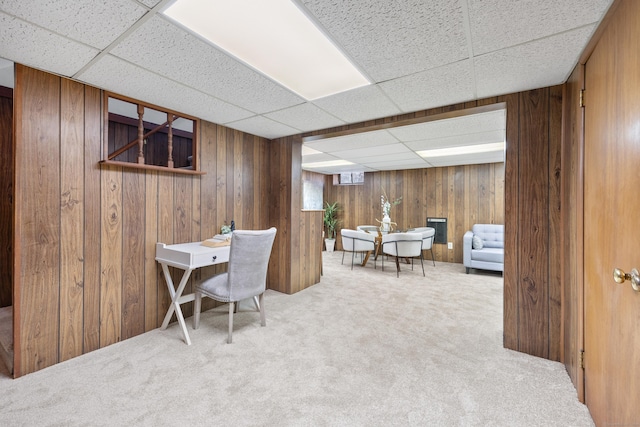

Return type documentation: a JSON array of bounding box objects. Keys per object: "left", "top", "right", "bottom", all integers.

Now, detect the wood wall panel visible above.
[
  {"left": 267, "top": 137, "right": 293, "bottom": 294},
  {"left": 548, "top": 85, "right": 563, "bottom": 362},
  {"left": 324, "top": 163, "right": 504, "bottom": 261},
  {"left": 197, "top": 121, "right": 219, "bottom": 313},
  {"left": 174, "top": 175, "right": 193, "bottom": 318},
  {"left": 144, "top": 170, "right": 159, "bottom": 332},
  {"left": 83, "top": 85, "right": 102, "bottom": 353},
  {"left": 503, "top": 93, "right": 520, "bottom": 352},
  {"left": 0, "top": 91, "right": 13, "bottom": 309},
  {"left": 156, "top": 172, "right": 174, "bottom": 326},
  {"left": 517, "top": 88, "right": 550, "bottom": 358},
  {"left": 59, "top": 78, "right": 85, "bottom": 361},
  {"left": 100, "top": 165, "right": 123, "bottom": 347},
  {"left": 122, "top": 170, "right": 145, "bottom": 340},
  {"left": 15, "top": 65, "right": 61, "bottom": 373},
  {"left": 298, "top": 210, "right": 323, "bottom": 289}
]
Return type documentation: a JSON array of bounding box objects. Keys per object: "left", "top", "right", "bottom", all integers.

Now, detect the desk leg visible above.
[{"left": 160, "top": 263, "right": 194, "bottom": 345}]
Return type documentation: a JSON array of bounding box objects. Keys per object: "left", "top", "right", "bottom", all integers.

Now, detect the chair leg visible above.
[
  {"left": 227, "top": 302, "right": 235, "bottom": 344},
  {"left": 193, "top": 291, "right": 202, "bottom": 329},
  {"left": 341, "top": 250, "right": 345, "bottom": 265},
  {"left": 259, "top": 293, "right": 266, "bottom": 327},
  {"left": 351, "top": 251, "right": 355, "bottom": 270},
  {"left": 253, "top": 295, "right": 260, "bottom": 311},
  {"left": 395, "top": 256, "right": 400, "bottom": 277},
  {"left": 420, "top": 253, "right": 425, "bottom": 277},
  {"left": 430, "top": 248, "right": 435, "bottom": 266}
]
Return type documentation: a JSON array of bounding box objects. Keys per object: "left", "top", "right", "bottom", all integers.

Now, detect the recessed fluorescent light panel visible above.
[
  {"left": 417, "top": 142, "right": 505, "bottom": 158},
  {"left": 163, "top": 0, "right": 370, "bottom": 100},
  {"left": 301, "top": 160, "right": 354, "bottom": 168}
]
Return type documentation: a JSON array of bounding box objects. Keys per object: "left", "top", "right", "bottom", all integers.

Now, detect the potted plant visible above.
[{"left": 323, "top": 201, "right": 340, "bottom": 252}]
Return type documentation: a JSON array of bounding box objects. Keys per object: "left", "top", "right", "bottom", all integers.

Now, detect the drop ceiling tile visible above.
[
  {"left": 426, "top": 152, "right": 504, "bottom": 167},
  {"left": 137, "top": 0, "right": 163, "bottom": 8},
  {"left": 469, "top": 0, "right": 613, "bottom": 55},
  {"left": 475, "top": 26, "right": 596, "bottom": 98},
  {"left": 405, "top": 130, "right": 505, "bottom": 151},
  {"left": 110, "top": 15, "right": 304, "bottom": 114},
  {"left": 0, "top": 0, "right": 147, "bottom": 49},
  {"left": 76, "top": 54, "right": 253, "bottom": 125},
  {"left": 379, "top": 61, "right": 475, "bottom": 113},
  {"left": 265, "top": 103, "right": 345, "bottom": 132},
  {"left": 305, "top": 130, "right": 397, "bottom": 153},
  {"left": 312, "top": 85, "right": 401, "bottom": 124},
  {"left": 300, "top": 0, "right": 468, "bottom": 82},
  {"left": 364, "top": 159, "right": 430, "bottom": 171},
  {"left": 388, "top": 110, "right": 505, "bottom": 141},
  {"left": 301, "top": 153, "right": 339, "bottom": 164},
  {"left": 0, "top": 13, "right": 99, "bottom": 77},
  {"left": 354, "top": 152, "right": 422, "bottom": 164},
  {"left": 334, "top": 143, "right": 412, "bottom": 161},
  {"left": 226, "top": 115, "right": 300, "bottom": 140}
]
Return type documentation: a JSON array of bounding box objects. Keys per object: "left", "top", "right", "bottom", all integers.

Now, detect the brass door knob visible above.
[{"left": 613, "top": 267, "right": 640, "bottom": 292}]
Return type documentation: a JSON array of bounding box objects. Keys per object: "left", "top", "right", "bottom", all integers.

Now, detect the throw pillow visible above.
[{"left": 472, "top": 235, "right": 484, "bottom": 250}]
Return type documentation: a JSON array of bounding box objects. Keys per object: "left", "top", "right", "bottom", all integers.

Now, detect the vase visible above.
[
  {"left": 325, "top": 238, "right": 336, "bottom": 252},
  {"left": 382, "top": 214, "right": 391, "bottom": 232}
]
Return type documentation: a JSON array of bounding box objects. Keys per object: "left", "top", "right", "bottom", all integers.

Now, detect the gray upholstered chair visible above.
[
  {"left": 381, "top": 232, "right": 424, "bottom": 277},
  {"left": 410, "top": 227, "right": 436, "bottom": 267},
  {"left": 193, "top": 227, "right": 277, "bottom": 344},
  {"left": 341, "top": 229, "right": 376, "bottom": 269}
]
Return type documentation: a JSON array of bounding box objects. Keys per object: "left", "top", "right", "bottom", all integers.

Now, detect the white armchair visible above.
[
  {"left": 341, "top": 229, "right": 377, "bottom": 269},
  {"left": 381, "top": 232, "right": 424, "bottom": 277},
  {"left": 409, "top": 227, "right": 436, "bottom": 267}
]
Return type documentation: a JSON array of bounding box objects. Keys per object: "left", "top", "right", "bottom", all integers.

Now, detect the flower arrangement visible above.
[
  {"left": 380, "top": 187, "right": 402, "bottom": 217},
  {"left": 220, "top": 220, "right": 235, "bottom": 234}
]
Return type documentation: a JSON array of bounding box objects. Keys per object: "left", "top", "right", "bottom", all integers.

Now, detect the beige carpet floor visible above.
[{"left": 0, "top": 252, "right": 594, "bottom": 426}]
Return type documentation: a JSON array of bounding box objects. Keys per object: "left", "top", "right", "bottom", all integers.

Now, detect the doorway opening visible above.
[{"left": 0, "top": 56, "right": 13, "bottom": 376}]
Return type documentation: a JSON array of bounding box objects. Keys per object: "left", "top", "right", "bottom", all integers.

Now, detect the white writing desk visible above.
[{"left": 156, "top": 241, "right": 230, "bottom": 345}]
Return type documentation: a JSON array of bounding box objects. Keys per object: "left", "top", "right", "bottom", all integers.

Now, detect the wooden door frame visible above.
[
  {"left": 575, "top": 64, "right": 586, "bottom": 403},
  {"left": 569, "top": 0, "right": 622, "bottom": 403}
]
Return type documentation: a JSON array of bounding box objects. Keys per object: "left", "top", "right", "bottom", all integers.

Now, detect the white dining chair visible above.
[{"left": 381, "top": 232, "right": 424, "bottom": 277}]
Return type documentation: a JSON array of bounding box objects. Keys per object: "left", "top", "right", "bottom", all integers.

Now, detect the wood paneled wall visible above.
[
  {"left": 305, "top": 88, "right": 563, "bottom": 361},
  {"left": 0, "top": 89, "right": 12, "bottom": 308},
  {"left": 298, "top": 210, "right": 323, "bottom": 290},
  {"left": 267, "top": 136, "right": 323, "bottom": 294},
  {"left": 323, "top": 164, "right": 504, "bottom": 262},
  {"left": 505, "top": 87, "right": 563, "bottom": 361},
  {"left": 12, "top": 65, "right": 271, "bottom": 377}
]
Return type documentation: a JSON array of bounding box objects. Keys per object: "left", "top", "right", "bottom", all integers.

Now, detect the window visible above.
[{"left": 102, "top": 93, "right": 203, "bottom": 174}]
